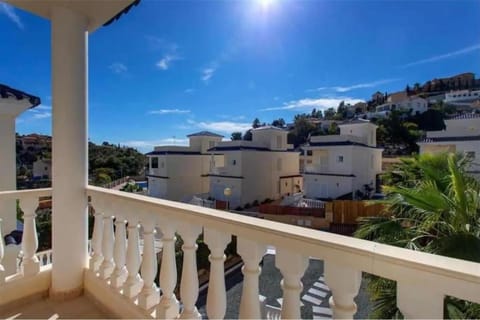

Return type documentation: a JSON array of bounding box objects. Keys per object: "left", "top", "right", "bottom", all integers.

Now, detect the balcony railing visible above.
[{"left": 2, "top": 186, "right": 480, "bottom": 318}]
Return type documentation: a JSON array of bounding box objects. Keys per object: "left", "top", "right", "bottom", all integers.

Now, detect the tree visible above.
[
  {"left": 231, "top": 132, "right": 242, "bottom": 140},
  {"left": 356, "top": 153, "right": 480, "bottom": 318},
  {"left": 243, "top": 129, "right": 253, "bottom": 141},
  {"left": 252, "top": 118, "right": 261, "bottom": 129},
  {"left": 289, "top": 114, "right": 318, "bottom": 146},
  {"left": 271, "top": 118, "right": 286, "bottom": 128},
  {"left": 324, "top": 108, "right": 335, "bottom": 120},
  {"left": 327, "top": 122, "right": 339, "bottom": 135}
]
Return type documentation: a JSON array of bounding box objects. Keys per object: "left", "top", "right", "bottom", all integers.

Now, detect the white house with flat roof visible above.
[
  {"left": 33, "top": 158, "right": 52, "bottom": 180},
  {"left": 418, "top": 113, "right": 480, "bottom": 177},
  {"left": 303, "top": 119, "right": 383, "bottom": 199},
  {"left": 207, "top": 126, "right": 301, "bottom": 208},
  {"left": 146, "top": 131, "right": 224, "bottom": 201}
]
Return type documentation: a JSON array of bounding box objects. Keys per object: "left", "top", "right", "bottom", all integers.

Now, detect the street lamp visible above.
[{"left": 223, "top": 187, "right": 232, "bottom": 211}]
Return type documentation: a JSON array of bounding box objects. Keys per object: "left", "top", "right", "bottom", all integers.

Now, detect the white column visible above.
[
  {"left": 123, "top": 219, "right": 143, "bottom": 299},
  {"left": 178, "top": 223, "right": 202, "bottom": 320},
  {"left": 99, "top": 215, "right": 115, "bottom": 279},
  {"left": 0, "top": 117, "right": 16, "bottom": 236},
  {"left": 204, "top": 228, "right": 231, "bottom": 320},
  {"left": 276, "top": 249, "right": 308, "bottom": 320},
  {"left": 138, "top": 222, "right": 159, "bottom": 309},
  {"left": 20, "top": 197, "right": 40, "bottom": 276},
  {"left": 51, "top": 5, "right": 89, "bottom": 296},
  {"left": 324, "top": 262, "right": 361, "bottom": 319},
  {"left": 238, "top": 238, "right": 266, "bottom": 319},
  {"left": 397, "top": 283, "right": 444, "bottom": 319},
  {"left": 157, "top": 223, "right": 179, "bottom": 319},
  {"left": 89, "top": 210, "right": 104, "bottom": 272},
  {"left": 111, "top": 217, "right": 127, "bottom": 288}
]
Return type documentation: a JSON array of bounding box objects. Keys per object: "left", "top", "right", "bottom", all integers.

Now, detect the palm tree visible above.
[{"left": 356, "top": 153, "right": 480, "bottom": 318}]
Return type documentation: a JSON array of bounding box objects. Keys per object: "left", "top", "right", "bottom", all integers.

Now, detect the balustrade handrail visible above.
[
  {"left": 86, "top": 185, "right": 480, "bottom": 306},
  {"left": 0, "top": 188, "right": 52, "bottom": 201}
]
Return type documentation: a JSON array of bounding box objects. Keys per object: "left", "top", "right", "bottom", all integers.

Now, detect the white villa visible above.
[
  {"left": 370, "top": 96, "right": 428, "bottom": 118},
  {"left": 33, "top": 158, "right": 52, "bottom": 180},
  {"left": 303, "top": 119, "right": 383, "bottom": 199},
  {"left": 146, "top": 131, "right": 224, "bottom": 202},
  {"left": 418, "top": 113, "right": 480, "bottom": 177},
  {"left": 1, "top": 1, "right": 480, "bottom": 319},
  {"left": 207, "top": 126, "right": 302, "bottom": 208}
]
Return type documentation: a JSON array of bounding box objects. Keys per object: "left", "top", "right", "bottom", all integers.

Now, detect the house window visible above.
[
  {"left": 307, "top": 159, "right": 312, "bottom": 164},
  {"left": 466, "top": 151, "right": 476, "bottom": 159},
  {"left": 307, "top": 150, "right": 313, "bottom": 156},
  {"left": 232, "top": 159, "right": 236, "bottom": 165},
  {"left": 277, "top": 158, "right": 282, "bottom": 171},
  {"left": 151, "top": 157, "right": 158, "bottom": 168},
  {"left": 337, "top": 155, "right": 344, "bottom": 163}
]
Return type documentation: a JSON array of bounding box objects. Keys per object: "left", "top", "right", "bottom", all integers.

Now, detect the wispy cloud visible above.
[
  {"left": 144, "top": 35, "right": 179, "bottom": 52},
  {"left": 262, "top": 97, "right": 364, "bottom": 111},
  {"left": 148, "top": 109, "right": 191, "bottom": 115},
  {"left": 184, "top": 88, "right": 195, "bottom": 94},
  {"left": 187, "top": 119, "right": 251, "bottom": 133},
  {"left": 121, "top": 138, "right": 189, "bottom": 151},
  {"left": 218, "top": 115, "right": 246, "bottom": 121},
  {"left": 402, "top": 43, "right": 480, "bottom": 68},
  {"left": 0, "top": 3, "right": 23, "bottom": 29},
  {"left": 29, "top": 104, "right": 51, "bottom": 119},
  {"left": 309, "top": 79, "right": 400, "bottom": 93},
  {"left": 201, "top": 64, "right": 218, "bottom": 83},
  {"left": 156, "top": 54, "right": 180, "bottom": 70},
  {"left": 109, "top": 62, "right": 128, "bottom": 74}
]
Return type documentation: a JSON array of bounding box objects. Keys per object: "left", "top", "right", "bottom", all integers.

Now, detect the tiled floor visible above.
[{"left": 1, "top": 296, "right": 107, "bottom": 319}]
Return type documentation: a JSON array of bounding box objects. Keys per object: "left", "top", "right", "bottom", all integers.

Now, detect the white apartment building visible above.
[
  {"left": 303, "top": 119, "right": 383, "bottom": 199},
  {"left": 418, "top": 113, "right": 480, "bottom": 177},
  {"left": 33, "top": 158, "right": 52, "bottom": 179},
  {"left": 372, "top": 97, "right": 428, "bottom": 118},
  {"left": 445, "top": 89, "right": 480, "bottom": 104},
  {"left": 208, "top": 126, "right": 301, "bottom": 208},
  {"left": 146, "top": 131, "right": 224, "bottom": 201}
]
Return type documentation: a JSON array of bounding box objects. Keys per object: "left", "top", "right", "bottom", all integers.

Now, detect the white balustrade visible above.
[
  {"left": 325, "top": 262, "right": 361, "bottom": 319},
  {"left": 204, "top": 228, "right": 231, "bottom": 320},
  {"left": 99, "top": 215, "right": 115, "bottom": 279},
  {"left": 83, "top": 186, "right": 480, "bottom": 320},
  {"left": 20, "top": 196, "right": 40, "bottom": 277},
  {"left": 111, "top": 217, "right": 127, "bottom": 288},
  {"left": 238, "top": 238, "right": 266, "bottom": 319},
  {"left": 138, "top": 221, "right": 160, "bottom": 309},
  {"left": 178, "top": 223, "right": 202, "bottom": 320},
  {"left": 157, "top": 221, "right": 179, "bottom": 319},
  {"left": 276, "top": 249, "right": 308, "bottom": 320},
  {"left": 35, "top": 249, "right": 53, "bottom": 267},
  {"left": 89, "top": 209, "right": 104, "bottom": 272},
  {"left": 122, "top": 217, "right": 143, "bottom": 299}
]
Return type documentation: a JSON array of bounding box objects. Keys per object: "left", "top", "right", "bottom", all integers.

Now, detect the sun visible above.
[{"left": 259, "top": 0, "right": 276, "bottom": 10}]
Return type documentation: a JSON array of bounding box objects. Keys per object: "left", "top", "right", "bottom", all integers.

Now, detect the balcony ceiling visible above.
[{"left": 5, "top": 0, "right": 138, "bottom": 32}]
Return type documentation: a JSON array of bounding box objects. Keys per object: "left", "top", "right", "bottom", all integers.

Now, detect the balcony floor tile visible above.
[{"left": 1, "top": 295, "right": 107, "bottom": 319}]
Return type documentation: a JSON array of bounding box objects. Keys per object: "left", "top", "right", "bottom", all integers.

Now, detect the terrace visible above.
[{"left": 1, "top": 1, "right": 480, "bottom": 319}]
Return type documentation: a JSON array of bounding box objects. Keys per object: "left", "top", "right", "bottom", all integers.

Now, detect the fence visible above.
[
  {"left": 258, "top": 203, "right": 325, "bottom": 218},
  {"left": 326, "top": 200, "right": 385, "bottom": 224}
]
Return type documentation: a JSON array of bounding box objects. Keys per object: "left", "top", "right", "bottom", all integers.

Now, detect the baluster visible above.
[
  {"left": 123, "top": 218, "right": 143, "bottom": 298},
  {"left": 111, "top": 217, "right": 127, "bottom": 288},
  {"left": 0, "top": 218, "right": 5, "bottom": 284},
  {"left": 238, "top": 238, "right": 266, "bottom": 319},
  {"left": 204, "top": 228, "right": 231, "bottom": 320},
  {"left": 89, "top": 210, "right": 104, "bottom": 272},
  {"left": 99, "top": 215, "right": 114, "bottom": 279},
  {"left": 178, "top": 223, "right": 202, "bottom": 320},
  {"left": 157, "top": 222, "right": 179, "bottom": 319},
  {"left": 20, "top": 196, "right": 40, "bottom": 276},
  {"left": 138, "top": 222, "right": 160, "bottom": 310},
  {"left": 397, "top": 282, "right": 443, "bottom": 319},
  {"left": 276, "top": 248, "right": 308, "bottom": 320},
  {"left": 324, "top": 262, "right": 361, "bottom": 319}
]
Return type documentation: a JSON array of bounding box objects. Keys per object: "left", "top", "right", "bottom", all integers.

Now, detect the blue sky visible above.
[{"left": 1, "top": 0, "right": 480, "bottom": 152}]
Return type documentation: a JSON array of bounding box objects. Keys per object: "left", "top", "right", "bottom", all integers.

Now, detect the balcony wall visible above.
[{"left": 1, "top": 186, "right": 480, "bottom": 319}]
